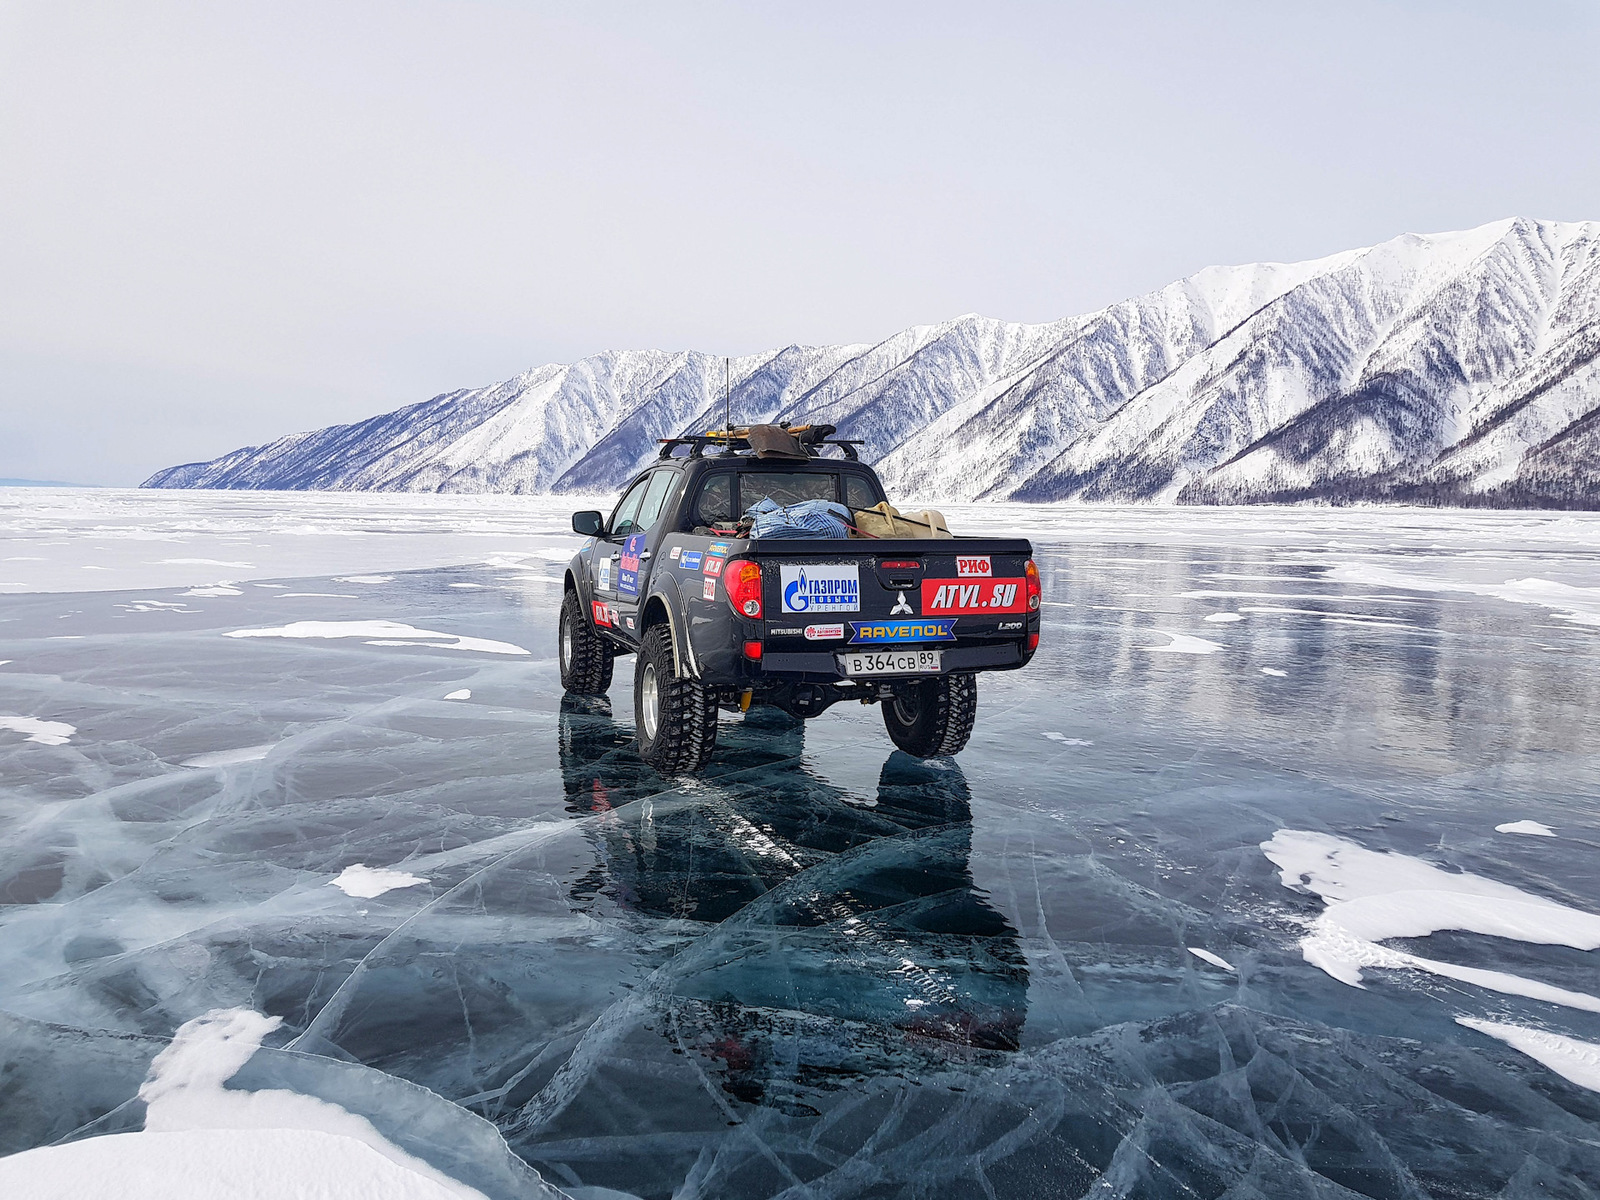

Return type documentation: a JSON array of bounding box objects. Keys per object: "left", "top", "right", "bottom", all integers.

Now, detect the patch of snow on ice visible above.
[
  {"left": 336, "top": 575, "right": 393, "bottom": 584},
  {"left": 0, "top": 1128, "right": 483, "bottom": 1200},
  {"left": 444, "top": 690, "right": 471, "bottom": 701},
  {"left": 182, "top": 744, "right": 275, "bottom": 768},
  {"left": 0, "top": 714, "right": 76, "bottom": 745},
  {"left": 331, "top": 864, "right": 430, "bottom": 898},
  {"left": 160, "top": 558, "right": 256, "bottom": 568},
  {"left": 1188, "top": 947, "right": 1235, "bottom": 971},
  {"left": 1262, "top": 830, "right": 1600, "bottom": 1012},
  {"left": 1326, "top": 565, "right": 1600, "bottom": 627},
  {"left": 0, "top": 1008, "right": 488, "bottom": 1200},
  {"left": 1496, "top": 820, "right": 1556, "bottom": 837},
  {"left": 1456, "top": 1018, "right": 1600, "bottom": 1094},
  {"left": 1261, "top": 667, "right": 1288, "bottom": 677},
  {"left": 224, "top": 621, "right": 528, "bottom": 655},
  {"left": 183, "top": 585, "right": 243, "bottom": 596},
  {"left": 1043, "top": 732, "right": 1092, "bottom": 745},
  {"left": 1204, "top": 612, "right": 1243, "bottom": 623},
  {"left": 1143, "top": 630, "right": 1224, "bottom": 654}
]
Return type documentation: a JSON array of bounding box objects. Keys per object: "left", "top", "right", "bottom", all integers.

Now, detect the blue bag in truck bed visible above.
[{"left": 746, "top": 497, "right": 852, "bottom": 540}]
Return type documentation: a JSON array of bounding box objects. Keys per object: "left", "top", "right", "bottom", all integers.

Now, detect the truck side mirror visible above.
[{"left": 571, "top": 510, "right": 605, "bottom": 536}]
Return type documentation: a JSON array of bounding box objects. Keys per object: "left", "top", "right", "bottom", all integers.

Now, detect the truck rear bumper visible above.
[{"left": 761, "top": 641, "right": 1023, "bottom": 678}]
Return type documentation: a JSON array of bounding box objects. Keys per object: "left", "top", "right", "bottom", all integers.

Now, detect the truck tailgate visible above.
[{"left": 750, "top": 538, "right": 1036, "bottom": 676}]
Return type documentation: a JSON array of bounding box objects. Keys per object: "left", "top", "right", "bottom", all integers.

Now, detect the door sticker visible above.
[
  {"left": 922, "top": 578, "right": 1027, "bottom": 615},
  {"left": 779, "top": 564, "right": 860, "bottom": 613},
  {"left": 680, "top": 550, "right": 703, "bottom": 571},
  {"left": 618, "top": 533, "right": 647, "bottom": 597},
  {"left": 597, "top": 558, "right": 611, "bottom": 591},
  {"left": 669, "top": 545, "right": 682, "bottom": 560},
  {"left": 591, "top": 601, "right": 612, "bottom": 627}
]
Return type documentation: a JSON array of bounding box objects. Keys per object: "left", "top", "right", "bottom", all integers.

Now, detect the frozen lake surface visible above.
[{"left": 3, "top": 488, "right": 1600, "bottom": 1198}]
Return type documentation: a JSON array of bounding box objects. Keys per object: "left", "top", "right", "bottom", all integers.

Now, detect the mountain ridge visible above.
[{"left": 145, "top": 218, "right": 1600, "bottom": 508}]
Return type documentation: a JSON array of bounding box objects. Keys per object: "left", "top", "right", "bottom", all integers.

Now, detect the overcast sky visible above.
[{"left": 3, "top": 1, "right": 1598, "bottom": 485}]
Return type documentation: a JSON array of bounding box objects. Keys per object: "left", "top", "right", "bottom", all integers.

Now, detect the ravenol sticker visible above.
[
  {"left": 702, "top": 577, "right": 717, "bottom": 601},
  {"left": 804, "top": 623, "right": 845, "bottom": 640},
  {"left": 955, "top": 555, "right": 992, "bottom": 578},
  {"left": 703, "top": 556, "right": 724, "bottom": 578},
  {"left": 597, "top": 558, "right": 612, "bottom": 591},
  {"left": 669, "top": 545, "right": 682, "bottom": 561},
  {"left": 779, "top": 564, "right": 860, "bottom": 614},
  {"left": 679, "top": 550, "right": 703, "bottom": 571},
  {"left": 922, "top": 578, "right": 1027, "bottom": 615},
  {"left": 618, "top": 532, "right": 647, "bottom": 597},
  {"left": 848, "top": 619, "right": 957, "bottom": 644}
]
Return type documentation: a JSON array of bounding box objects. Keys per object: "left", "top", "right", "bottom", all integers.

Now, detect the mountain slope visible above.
[{"left": 145, "top": 218, "right": 1600, "bottom": 508}]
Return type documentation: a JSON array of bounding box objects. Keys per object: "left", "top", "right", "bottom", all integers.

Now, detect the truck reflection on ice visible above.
[{"left": 555, "top": 698, "right": 1028, "bottom": 1108}]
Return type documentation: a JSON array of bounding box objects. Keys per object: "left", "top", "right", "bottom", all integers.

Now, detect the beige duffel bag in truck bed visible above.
[{"left": 851, "top": 501, "right": 953, "bottom": 539}]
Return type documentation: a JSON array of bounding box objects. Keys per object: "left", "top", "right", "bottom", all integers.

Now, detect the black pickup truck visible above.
[{"left": 559, "top": 427, "right": 1039, "bottom": 771}]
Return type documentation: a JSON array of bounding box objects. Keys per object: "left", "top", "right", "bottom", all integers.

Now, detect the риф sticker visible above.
[{"left": 779, "top": 564, "right": 860, "bottom": 614}]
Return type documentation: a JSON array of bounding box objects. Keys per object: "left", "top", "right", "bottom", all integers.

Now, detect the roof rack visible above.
[{"left": 657, "top": 423, "right": 864, "bottom": 461}]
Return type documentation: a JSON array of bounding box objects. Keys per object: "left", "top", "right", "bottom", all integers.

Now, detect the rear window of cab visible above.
[{"left": 690, "top": 471, "right": 882, "bottom": 527}]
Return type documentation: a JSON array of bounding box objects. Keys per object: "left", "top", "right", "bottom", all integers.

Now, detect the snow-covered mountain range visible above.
[{"left": 145, "top": 218, "right": 1600, "bottom": 507}]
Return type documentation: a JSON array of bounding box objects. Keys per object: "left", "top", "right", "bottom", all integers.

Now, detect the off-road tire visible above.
[
  {"left": 882, "top": 673, "right": 977, "bottom": 758},
  {"left": 634, "top": 625, "right": 718, "bottom": 772},
  {"left": 559, "top": 590, "right": 614, "bottom": 695}
]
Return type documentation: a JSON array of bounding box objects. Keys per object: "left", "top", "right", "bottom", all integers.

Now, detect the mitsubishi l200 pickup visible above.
[{"left": 560, "top": 425, "right": 1040, "bottom": 772}]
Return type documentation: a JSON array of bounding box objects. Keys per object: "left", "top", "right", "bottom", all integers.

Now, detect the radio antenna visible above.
[{"left": 718, "top": 356, "right": 733, "bottom": 455}]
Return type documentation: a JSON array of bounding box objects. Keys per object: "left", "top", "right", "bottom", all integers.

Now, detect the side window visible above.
[
  {"left": 634, "top": 469, "right": 678, "bottom": 534},
  {"left": 609, "top": 475, "right": 653, "bottom": 539},
  {"left": 693, "top": 474, "right": 733, "bottom": 527},
  {"left": 843, "top": 474, "right": 879, "bottom": 511}
]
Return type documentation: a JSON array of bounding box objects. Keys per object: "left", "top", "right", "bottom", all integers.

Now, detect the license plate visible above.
[{"left": 837, "top": 648, "right": 943, "bottom": 676}]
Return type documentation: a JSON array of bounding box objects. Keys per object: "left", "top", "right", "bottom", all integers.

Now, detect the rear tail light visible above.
[
  {"left": 1024, "top": 559, "right": 1041, "bottom": 612},
  {"left": 726, "top": 559, "right": 763, "bottom": 619},
  {"left": 1027, "top": 632, "right": 1040, "bottom": 653},
  {"left": 742, "top": 640, "right": 763, "bottom": 660}
]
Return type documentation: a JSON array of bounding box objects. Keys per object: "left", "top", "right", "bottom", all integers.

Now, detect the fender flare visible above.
[
  {"left": 640, "top": 581, "right": 698, "bottom": 680},
  {"left": 564, "top": 560, "right": 593, "bottom": 614}
]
